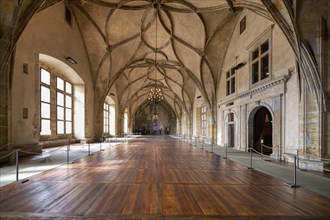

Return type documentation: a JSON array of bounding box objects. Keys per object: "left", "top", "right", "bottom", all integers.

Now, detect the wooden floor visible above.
[{"left": 0, "top": 136, "right": 329, "bottom": 219}]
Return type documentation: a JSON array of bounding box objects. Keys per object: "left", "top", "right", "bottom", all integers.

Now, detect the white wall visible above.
[
  {"left": 12, "top": 2, "right": 93, "bottom": 145},
  {"left": 217, "top": 9, "right": 298, "bottom": 150}
]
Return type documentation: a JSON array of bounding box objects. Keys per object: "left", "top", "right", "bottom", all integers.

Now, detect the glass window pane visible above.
[
  {"left": 57, "top": 121, "right": 64, "bottom": 134},
  {"left": 252, "top": 62, "right": 259, "bottom": 84},
  {"left": 57, "top": 77, "right": 64, "bottom": 91},
  {"left": 252, "top": 49, "right": 259, "bottom": 60},
  {"left": 231, "top": 78, "right": 235, "bottom": 94},
  {"left": 41, "top": 103, "right": 50, "bottom": 118},
  {"left": 226, "top": 71, "right": 230, "bottom": 79},
  {"left": 66, "top": 108, "right": 72, "bottom": 121},
  {"left": 40, "top": 68, "right": 50, "bottom": 85},
  {"left": 41, "top": 86, "right": 50, "bottom": 102},
  {"left": 57, "top": 92, "right": 64, "bottom": 106},
  {"left": 261, "top": 40, "right": 269, "bottom": 53},
  {"left": 226, "top": 80, "right": 230, "bottom": 96},
  {"left": 65, "top": 82, "right": 72, "bottom": 94},
  {"left": 66, "top": 121, "right": 72, "bottom": 134},
  {"left": 57, "top": 106, "right": 64, "bottom": 120},
  {"left": 65, "top": 95, "right": 72, "bottom": 108},
  {"left": 41, "top": 119, "right": 51, "bottom": 135},
  {"left": 261, "top": 54, "right": 269, "bottom": 80}
]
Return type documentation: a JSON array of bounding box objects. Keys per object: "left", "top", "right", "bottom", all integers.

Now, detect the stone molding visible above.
[{"left": 218, "top": 75, "right": 291, "bottom": 107}]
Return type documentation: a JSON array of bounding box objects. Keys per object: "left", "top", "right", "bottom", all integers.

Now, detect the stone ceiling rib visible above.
[{"left": 69, "top": 0, "right": 271, "bottom": 116}]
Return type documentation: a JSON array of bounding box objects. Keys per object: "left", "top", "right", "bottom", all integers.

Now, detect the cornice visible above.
[{"left": 218, "top": 75, "right": 291, "bottom": 106}]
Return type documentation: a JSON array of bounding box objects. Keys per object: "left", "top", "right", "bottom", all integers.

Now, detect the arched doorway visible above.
[{"left": 249, "top": 106, "right": 273, "bottom": 155}]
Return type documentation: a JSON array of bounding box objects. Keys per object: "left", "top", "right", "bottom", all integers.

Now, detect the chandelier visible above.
[
  {"left": 147, "top": 86, "right": 163, "bottom": 102},
  {"left": 147, "top": 5, "right": 163, "bottom": 121}
]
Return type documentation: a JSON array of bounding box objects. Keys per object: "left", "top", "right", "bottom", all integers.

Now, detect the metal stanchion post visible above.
[
  {"left": 286, "top": 155, "right": 300, "bottom": 188},
  {"left": 223, "top": 143, "right": 228, "bottom": 159},
  {"left": 248, "top": 148, "right": 253, "bottom": 169},
  {"left": 261, "top": 144, "right": 264, "bottom": 160},
  {"left": 16, "top": 150, "right": 19, "bottom": 181},
  {"left": 88, "top": 141, "right": 94, "bottom": 156},
  {"left": 211, "top": 141, "right": 213, "bottom": 153},
  {"left": 297, "top": 149, "right": 300, "bottom": 170},
  {"left": 202, "top": 139, "right": 204, "bottom": 149},
  {"left": 67, "top": 144, "right": 70, "bottom": 164},
  {"left": 100, "top": 138, "right": 104, "bottom": 151}
]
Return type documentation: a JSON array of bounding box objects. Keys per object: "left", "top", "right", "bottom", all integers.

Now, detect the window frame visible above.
[
  {"left": 246, "top": 26, "right": 273, "bottom": 88},
  {"left": 251, "top": 39, "right": 270, "bottom": 85},
  {"left": 103, "top": 103, "right": 110, "bottom": 134},
  {"left": 226, "top": 68, "right": 236, "bottom": 96},
  {"left": 239, "top": 16, "right": 246, "bottom": 35},
  {"left": 56, "top": 76, "right": 73, "bottom": 135},
  {"left": 40, "top": 68, "right": 51, "bottom": 136}
]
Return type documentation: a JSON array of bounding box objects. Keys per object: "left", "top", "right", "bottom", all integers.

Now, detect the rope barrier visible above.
[
  {"left": 0, "top": 143, "right": 12, "bottom": 150},
  {"left": 43, "top": 145, "right": 66, "bottom": 154},
  {"left": 19, "top": 149, "right": 42, "bottom": 155},
  {"left": 0, "top": 150, "right": 16, "bottom": 160}
]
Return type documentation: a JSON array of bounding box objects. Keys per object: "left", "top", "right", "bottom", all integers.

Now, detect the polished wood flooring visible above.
[{"left": 0, "top": 136, "right": 329, "bottom": 219}]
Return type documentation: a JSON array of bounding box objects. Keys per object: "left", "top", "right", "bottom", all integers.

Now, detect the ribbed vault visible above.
[{"left": 68, "top": 0, "right": 269, "bottom": 119}]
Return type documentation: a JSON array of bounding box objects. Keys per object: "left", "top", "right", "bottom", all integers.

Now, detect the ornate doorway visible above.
[{"left": 249, "top": 107, "right": 273, "bottom": 155}]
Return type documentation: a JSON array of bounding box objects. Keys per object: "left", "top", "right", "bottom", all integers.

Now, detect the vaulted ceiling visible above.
[{"left": 63, "top": 0, "right": 269, "bottom": 118}]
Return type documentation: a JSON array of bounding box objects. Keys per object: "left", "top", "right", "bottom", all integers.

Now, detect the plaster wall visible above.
[
  {"left": 217, "top": 9, "right": 298, "bottom": 151},
  {"left": 12, "top": 2, "right": 93, "bottom": 145}
]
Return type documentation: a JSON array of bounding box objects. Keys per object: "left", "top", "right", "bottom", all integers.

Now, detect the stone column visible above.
[
  {"left": 0, "top": 56, "right": 10, "bottom": 146},
  {"left": 272, "top": 95, "right": 283, "bottom": 158},
  {"left": 207, "top": 106, "right": 216, "bottom": 143},
  {"left": 240, "top": 104, "right": 247, "bottom": 151}
]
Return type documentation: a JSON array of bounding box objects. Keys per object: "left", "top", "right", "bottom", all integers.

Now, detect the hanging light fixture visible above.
[
  {"left": 147, "top": 86, "right": 163, "bottom": 102},
  {"left": 147, "top": 7, "right": 163, "bottom": 122},
  {"left": 147, "top": 8, "right": 163, "bottom": 103}
]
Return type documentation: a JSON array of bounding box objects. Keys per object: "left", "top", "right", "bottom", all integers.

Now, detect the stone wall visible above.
[
  {"left": 217, "top": 9, "right": 297, "bottom": 155},
  {"left": 11, "top": 2, "right": 94, "bottom": 146}
]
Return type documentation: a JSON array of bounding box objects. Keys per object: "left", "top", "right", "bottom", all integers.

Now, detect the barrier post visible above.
[
  {"left": 16, "top": 150, "right": 19, "bottom": 181},
  {"left": 67, "top": 144, "right": 70, "bottom": 164},
  {"left": 201, "top": 138, "right": 204, "bottom": 149},
  {"left": 88, "top": 141, "right": 94, "bottom": 156},
  {"left": 297, "top": 149, "right": 300, "bottom": 170},
  {"left": 223, "top": 143, "right": 228, "bottom": 159},
  {"left": 100, "top": 138, "right": 104, "bottom": 151},
  {"left": 248, "top": 148, "right": 253, "bottom": 169},
  {"left": 211, "top": 140, "right": 214, "bottom": 153},
  {"left": 287, "top": 155, "right": 300, "bottom": 188},
  {"left": 260, "top": 139, "right": 264, "bottom": 160}
]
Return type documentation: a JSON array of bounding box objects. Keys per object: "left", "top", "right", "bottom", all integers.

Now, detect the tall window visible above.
[
  {"left": 226, "top": 68, "right": 235, "bottom": 96},
  {"left": 240, "top": 16, "right": 246, "bottom": 34},
  {"left": 251, "top": 40, "right": 270, "bottom": 84},
  {"left": 40, "top": 68, "right": 51, "bottom": 135},
  {"left": 103, "top": 103, "right": 110, "bottom": 133},
  {"left": 56, "top": 77, "right": 72, "bottom": 135},
  {"left": 201, "top": 106, "right": 207, "bottom": 136}
]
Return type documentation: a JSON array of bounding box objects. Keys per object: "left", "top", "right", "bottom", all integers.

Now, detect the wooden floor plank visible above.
[{"left": 0, "top": 135, "right": 329, "bottom": 219}]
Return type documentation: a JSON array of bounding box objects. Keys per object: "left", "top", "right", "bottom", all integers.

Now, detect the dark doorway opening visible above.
[{"left": 251, "top": 107, "right": 273, "bottom": 155}]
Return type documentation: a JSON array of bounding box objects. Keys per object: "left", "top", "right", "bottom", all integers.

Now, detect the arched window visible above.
[
  {"left": 103, "top": 103, "right": 110, "bottom": 133},
  {"left": 201, "top": 106, "right": 207, "bottom": 136}
]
